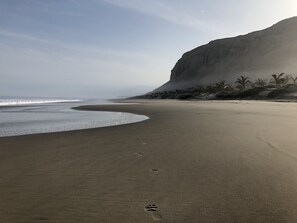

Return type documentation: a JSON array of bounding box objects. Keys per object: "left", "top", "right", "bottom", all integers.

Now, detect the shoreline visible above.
[
  {"left": 0, "top": 101, "right": 148, "bottom": 138},
  {"left": 0, "top": 100, "right": 297, "bottom": 222}
]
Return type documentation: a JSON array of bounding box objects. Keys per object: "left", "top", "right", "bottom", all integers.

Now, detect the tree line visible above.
[
  {"left": 132, "top": 73, "right": 297, "bottom": 100},
  {"left": 215, "top": 73, "right": 297, "bottom": 92}
]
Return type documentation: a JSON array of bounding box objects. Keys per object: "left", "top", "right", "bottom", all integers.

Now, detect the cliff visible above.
[{"left": 156, "top": 17, "right": 297, "bottom": 92}]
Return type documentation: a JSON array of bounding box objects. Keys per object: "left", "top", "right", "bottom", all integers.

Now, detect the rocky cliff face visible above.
[{"left": 156, "top": 17, "right": 297, "bottom": 92}]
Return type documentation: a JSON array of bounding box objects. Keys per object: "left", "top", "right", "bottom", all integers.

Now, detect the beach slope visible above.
[{"left": 0, "top": 100, "right": 297, "bottom": 222}]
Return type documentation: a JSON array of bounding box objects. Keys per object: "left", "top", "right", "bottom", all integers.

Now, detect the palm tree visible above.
[
  {"left": 235, "top": 76, "right": 251, "bottom": 91},
  {"left": 291, "top": 76, "right": 297, "bottom": 85},
  {"left": 254, "top": 78, "right": 266, "bottom": 87},
  {"left": 271, "top": 73, "right": 285, "bottom": 88},
  {"left": 283, "top": 75, "right": 291, "bottom": 85},
  {"left": 215, "top": 80, "right": 229, "bottom": 91}
]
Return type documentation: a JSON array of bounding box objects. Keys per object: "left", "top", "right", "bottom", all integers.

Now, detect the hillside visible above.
[{"left": 155, "top": 17, "right": 297, "bottom": 92}]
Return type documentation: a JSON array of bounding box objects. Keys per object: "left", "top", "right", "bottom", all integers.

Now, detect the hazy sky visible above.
[{"left": 1, "top": 0, "right": 297, "bottom": 98}]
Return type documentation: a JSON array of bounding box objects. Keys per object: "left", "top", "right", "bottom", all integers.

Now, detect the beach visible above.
[{"left": 0, "top": 100, "right": 297, "bottom": 222}]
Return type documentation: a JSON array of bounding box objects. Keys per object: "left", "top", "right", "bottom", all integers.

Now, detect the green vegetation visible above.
[
  {"left": 132, "top": 73, "right": 297, "bottom": 100},
  {"left": 235, "top": 76, "right": 251, "bottom": 91},
  {"left": 253, "top": 78, "right": 266, "bottom": 87},
  {"left": 291, "top": 76, "right": 297, "bottom": 85},
  {"left": 271, "top": 73, "right": 286, "bottom": 88}
]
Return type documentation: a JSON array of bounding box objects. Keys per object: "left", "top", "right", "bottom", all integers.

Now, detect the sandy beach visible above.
[{"left": 0, "top": 100, "right": 297, "bottom": 222}]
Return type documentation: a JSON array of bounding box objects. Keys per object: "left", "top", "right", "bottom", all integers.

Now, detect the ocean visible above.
[{"left": 0, "top": 98, "right": 148, "bottom": 137}]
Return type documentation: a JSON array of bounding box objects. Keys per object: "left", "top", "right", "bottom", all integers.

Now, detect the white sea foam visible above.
[
  {"left": 0, "top": 99, "right": 148, "bottom": 137},
  {"left": 0, "top": 99, "right": 82, "bottom": 107}
]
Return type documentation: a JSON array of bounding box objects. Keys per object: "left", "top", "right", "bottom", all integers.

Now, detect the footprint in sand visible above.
[
  {"left": 137, "top": 136, "right": 147, "bottom": 145},
  {"left": 152, "top": 213, "right": 163, "bottom": 221},
  {"left": 135, "top": 152, "right": 144, "bottom": 158},
  {"left": 145, "top": 204, "right": 157, "bottom": 212},
  {"left": 144, "top": 204, "right": 163, "bottom": 221},
  {"left": 150, "top": 168, "right": 159, "bottom": 176}
]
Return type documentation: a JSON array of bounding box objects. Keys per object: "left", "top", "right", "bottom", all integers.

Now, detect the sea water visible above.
[{"left": 0, "top": 98, "right": 148, "bottom": 137}]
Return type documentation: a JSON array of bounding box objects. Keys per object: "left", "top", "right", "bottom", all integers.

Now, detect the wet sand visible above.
[{"left": 0, "top": 100, "right": 297, "bottom": 222}]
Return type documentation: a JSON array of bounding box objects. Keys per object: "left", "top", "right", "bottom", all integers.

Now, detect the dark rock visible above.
[{"left": 155, "top": 17, "right": 297, "bottom": 92}]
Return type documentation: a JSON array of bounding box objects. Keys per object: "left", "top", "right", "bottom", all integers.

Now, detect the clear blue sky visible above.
[{"left": 0, "top": 0, "right": 297, "bottom": 98}]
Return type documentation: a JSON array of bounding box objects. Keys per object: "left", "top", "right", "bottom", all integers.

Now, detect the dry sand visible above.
[{"left": 0, "top": 100, "right": 297, "bottom": 222}]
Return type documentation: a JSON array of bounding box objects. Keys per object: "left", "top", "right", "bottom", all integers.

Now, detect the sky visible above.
[{"left": 0, "top": 0, "right": 297, "bottom": 98}]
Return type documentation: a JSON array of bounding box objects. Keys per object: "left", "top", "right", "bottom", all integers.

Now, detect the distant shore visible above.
[{"left": 0, "top": 100, "right": 297, "bottom": 222}]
